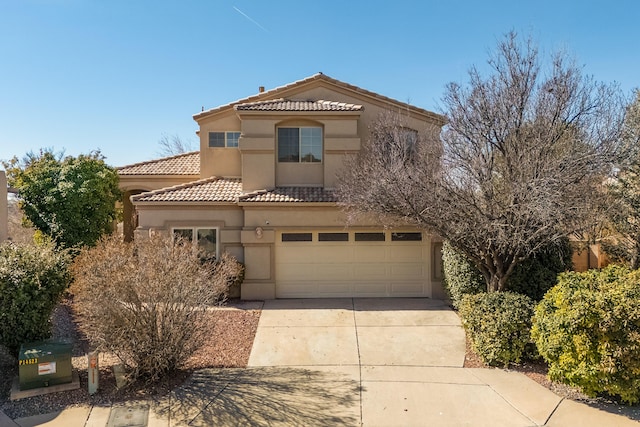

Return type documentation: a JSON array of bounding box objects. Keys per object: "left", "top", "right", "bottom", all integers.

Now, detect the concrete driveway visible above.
[{"left": 241, "top": 298, "right": 639, "bottom": 427}]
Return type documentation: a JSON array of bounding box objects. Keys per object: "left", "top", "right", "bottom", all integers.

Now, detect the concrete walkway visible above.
[{"left": 2, "top": 298, "right": 639, "bottom": 426}]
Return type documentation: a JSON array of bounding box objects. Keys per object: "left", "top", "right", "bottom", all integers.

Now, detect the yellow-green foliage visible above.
[
  {"left": 532, "top": 266, "right": 640, "bottom": 404},
  {"left": 459, "top": 292, "right": 535, "bottom": 366}
]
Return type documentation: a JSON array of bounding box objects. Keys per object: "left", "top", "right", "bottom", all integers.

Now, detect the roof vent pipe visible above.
[{"left": 259, "top": 86, "right": 265, "bottom": 93}]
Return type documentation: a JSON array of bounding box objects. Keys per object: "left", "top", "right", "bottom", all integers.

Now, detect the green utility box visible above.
[{"left": 18, "top": 340, "right": 73, "bottom": 390}]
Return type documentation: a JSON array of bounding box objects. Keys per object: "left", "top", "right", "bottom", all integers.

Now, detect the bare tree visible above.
[
  {"left": 337, "top": 32, "right": 631, "bottom": 292},
  {"left": 604, "top": 90, "right": 640, "bottom": 267},
  {"left": 157, "top": 133, "right": 195, "bottom": 157}
]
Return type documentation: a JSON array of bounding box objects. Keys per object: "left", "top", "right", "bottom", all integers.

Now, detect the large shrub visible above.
[
  {"left": 4, "top": 149, "right": 121, "bottom": 251},
  {"left": 71, "top": 234, "right": 242, "bottom": 383},
  {"left": 532, "top": 266, "right": 640, "bottom": 404},
  {"left": 506, "top": 238, "right": 573, "bottom": 301},
  {"left": 459, "top": 292, "right": 535, "bottom": 366},
  {"left": 0, "top": 242, "right": 70, "bottom": 355},
  {"left": 443, "top": 239, "right": 572, "bottom": 306},
  {"left": 442, "top": 241, "right": 484, "bottom": 309}
]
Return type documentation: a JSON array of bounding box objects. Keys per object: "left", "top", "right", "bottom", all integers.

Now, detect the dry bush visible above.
[{"left": 71, "top": 234, "right": 242, "bottom": 384}]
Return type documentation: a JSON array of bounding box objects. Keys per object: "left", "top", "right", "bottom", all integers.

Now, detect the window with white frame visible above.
[
  {"left": 208, "top": 131, "right": 240, "bottom": 148},
  {"left": 277, "top": 127, "right": 322, "bottom": 163},
  {"left": 172, "top": 227, "right": 218, "bottom": 256}
]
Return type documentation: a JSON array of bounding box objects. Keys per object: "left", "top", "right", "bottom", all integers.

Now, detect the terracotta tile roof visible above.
[
  {"left": 240, "top": 187, "right": 337, "bottom": 203},
  {"left": 235, "top": 99, "right": 363, "bottom": 112},
  {"left": 131, "top": 177, "right": 242, "bottom": 203},
  {"left": 118, "top": 152, "right": 200, "bottom": 176},
  {"left": 194, "top": 73, "right": 445, "bottom": 124}
]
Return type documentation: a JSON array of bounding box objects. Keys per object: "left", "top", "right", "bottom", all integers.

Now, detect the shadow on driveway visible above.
[{"left": 161, "top": 367, "right": 362, "bottom": 426}]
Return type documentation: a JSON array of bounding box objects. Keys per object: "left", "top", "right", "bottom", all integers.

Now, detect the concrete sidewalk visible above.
[{"left": 2, "top": 298, "right": 639, "bottom": 426}]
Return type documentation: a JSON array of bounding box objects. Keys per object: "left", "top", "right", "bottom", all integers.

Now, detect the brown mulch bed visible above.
[{"left": 0, "top": 298, "right": 262, "bottom": 419}]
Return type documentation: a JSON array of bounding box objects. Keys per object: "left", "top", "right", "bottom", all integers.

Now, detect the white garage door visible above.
[{"left": 275, "top": 230, "right": 431, "bottom": 298}]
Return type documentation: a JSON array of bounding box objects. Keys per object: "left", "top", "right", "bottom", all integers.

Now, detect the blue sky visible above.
[{"left": 1, "top": 0, "right": 638, "bottom": 167}]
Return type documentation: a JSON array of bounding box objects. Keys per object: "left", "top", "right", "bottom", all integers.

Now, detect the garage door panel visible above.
[
  {"left": 389, "top": 245, "right": 425, "bottom": 261},
  {"left": 354, "top": 264, "right": 388, "bottom": 280},
  {"left": 354, "top": 246, "right": 387, "bottom": 262},
  {"left": 276, "top": 231, "right": 430, "bottom": 298},
  {"left": 353, "top": 283, "right": 388, "bottom": 295},
  {"left": 314, "top": 246, "right": 353, "bottom": 263},
  {"left": 314, "top": 264, "right": 354, "bottom": 280},
  {"left": 391, "top": 283, "right": 426, "bottom": 294},
  {"left": 390, "top": 264, "right": 425, "bottom": 278},
  {"left": 317, "top": 282, "right": 354, "bottom": 295}
]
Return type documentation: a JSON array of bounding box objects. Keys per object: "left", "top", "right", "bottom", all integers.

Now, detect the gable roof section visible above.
[
  {"left": 239, "top": 187, "right": 337, "bottom": 203},
  {"left": 131, "top": 177, "right": 242, "bottom": 203},
  {"left": 235, "top": 99, "right": 363, "bottom": 112},
  {"left": 118, "top": 151, "right": 200, "bottom": 176},
  {"left": 194, "top": 73, "right": 444, "bottom": 124}
]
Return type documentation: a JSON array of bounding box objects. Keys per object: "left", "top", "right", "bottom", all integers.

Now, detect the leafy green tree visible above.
[
  {"left": 3, "top": 150, "right": 121, "bottom": 251},
  {"left": 605, "top": 90, "right": 640, "bottom": 268},
  {"left": 0, "top": 241, "right": 70, "bottom": 355}
]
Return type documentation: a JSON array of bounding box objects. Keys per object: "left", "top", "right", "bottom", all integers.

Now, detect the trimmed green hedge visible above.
[
  {"left": 442, "top": 241, "right": 484, "bottom": 309},
  {"left": 532, "top": 266, "right": 640, "bottom": 404},
  {"left": 0, "top": 242, "right": 70, "bottom": 355},
  {"left": 459, "top": 292, "right": 535, "bottom": 366}
]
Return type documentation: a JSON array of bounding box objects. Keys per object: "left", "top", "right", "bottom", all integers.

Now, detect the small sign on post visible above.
[{"left": 88, "top": 351, "right": 99, "bottom": 395}]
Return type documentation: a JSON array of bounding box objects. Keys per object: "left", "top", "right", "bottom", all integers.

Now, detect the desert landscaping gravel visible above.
[{"left": 0, "top": 298, "right": 261, "bottom": 419}]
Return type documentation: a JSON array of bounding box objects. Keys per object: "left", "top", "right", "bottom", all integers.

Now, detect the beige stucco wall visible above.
[
  {"left": 198, "top": 111, "right": 242, "bottom": 178},
  {"left": 194, "top": 80, "right": 442, "bottom": 194},
  {"left": 235, "top": 113, "right": 362, "bottom": 191},
  {"left": 134, "top": 204, "right": 245, "bottom": 262},
  {"left": 0, "top": 171, "right": 7, "bottom": 242}
]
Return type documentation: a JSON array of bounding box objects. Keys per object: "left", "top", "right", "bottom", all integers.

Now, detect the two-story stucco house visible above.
[{"left": 118, "top": 73, "right": 446, "bottom": 300}]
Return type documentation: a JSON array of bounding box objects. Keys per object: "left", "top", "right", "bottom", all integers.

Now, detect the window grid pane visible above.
[
  {"left": 197, "top": 228, "right": 217, "bottom": 253},
  {"left": 278, "top": 128, "right": 300, "bottom": 162},
  {"left": 226, "top": 132, "right": 240, "bottom": 148},
  {"left": 355, "top": 232, "right": 386, "bottom": 242},
  {"left": 282, "top": 233, "right": 313, "bottom": 242},
  {"left": 208, "top": 132, "right": 225, "bottom": 147},
  {"left": 318, "top": 232, "right": 349, "bottom": 242},
  {"left": 173, "top": 228, "right": 194, "bottom": 242},
  {"left": 391, "top": 232, "right": 422, "bottom": 241},
  {"left": 278, "top": 127, "right": 322, "bottom": 163}
]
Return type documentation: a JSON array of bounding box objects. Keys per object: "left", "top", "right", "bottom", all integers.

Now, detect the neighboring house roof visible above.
[
  {"left": 131, "top": 177, "right": 242, "bottom": 203},
  {"left": 235, "top": 99, "right": 363, "bottom": 112},
  {"left": 240, "top": 187, "right": 337, "bottom": 203},
  {"left": 194, "top": 73, "right": 444, "bottom": 123},
  {"left": 118, "top": 152, "right": 200, "bottom": 176}
]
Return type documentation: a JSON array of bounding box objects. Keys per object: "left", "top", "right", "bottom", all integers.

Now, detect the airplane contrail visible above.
[{"left": 233, "top": 6, "right": 269, "bottom": 32}]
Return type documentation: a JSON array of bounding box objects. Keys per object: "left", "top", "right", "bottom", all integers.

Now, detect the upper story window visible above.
[
  {"left": 278, "top": 127, "right": 322, "bottom": 163},
  {"left": 209, "top": 131, "right": 240, "bottom": 148}
]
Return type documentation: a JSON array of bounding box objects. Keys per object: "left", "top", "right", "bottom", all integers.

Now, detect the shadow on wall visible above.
[{"left": 159, "top": 367, "right": 361, "bottom": 426}]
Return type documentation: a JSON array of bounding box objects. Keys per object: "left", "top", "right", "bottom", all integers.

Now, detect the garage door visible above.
[{"left": 275, "top": 230, "right": 431, "bottom": 298}]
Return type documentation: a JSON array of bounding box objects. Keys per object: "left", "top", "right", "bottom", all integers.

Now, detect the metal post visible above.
[{"left": 88, "top": 351, "right": 99, "bottom": 394}]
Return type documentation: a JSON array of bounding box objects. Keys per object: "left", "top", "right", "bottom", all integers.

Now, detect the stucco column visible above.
[{"left": 0, "top": 171, "right": 8, "bottom": 242}]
